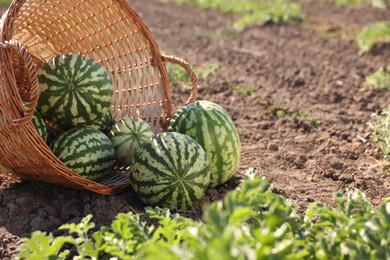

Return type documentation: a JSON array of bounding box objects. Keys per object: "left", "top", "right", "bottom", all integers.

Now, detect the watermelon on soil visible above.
[
  {"left": 168, "top": 100, "right": 241, "bottom": 188},
  {"left": 130, "top": 132, "right": 210, "bottom": 210},
  {"left": 37, "top": 54, "right": 113, "bottom": 128},
  {"left": 50, "top": 126, "right": 115, "bottom": 180},
  {"left": 109, "top": 117, "right": 154, "bottom": 165}
]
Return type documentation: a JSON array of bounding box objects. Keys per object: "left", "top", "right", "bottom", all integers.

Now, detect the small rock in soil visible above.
[
  {"left": 7, "top": 203, "right": 20, "bottom": 216},
  {"left": 330, "top": 160, "right": 344, "bottom": 170},
  {"left": 267, "top": 143, "right": 279, "bottom": 151},
  {"left": 30, "top": 217, "right": 45, "bottom": 231},
  {"left": 339, "top": 173, "right": 355, "bottom": 183},
  {"left": 37, "top": 208, "right": 48, "bottom": 219},
  {"left": 323, "top": 169, "right": 336, "bottom": 178},
  {"left": 294, "top": 154, "right": 308, "bottom": 169},
  {"left": 206, "top": 188, "right": 220, "bottom": 201},
  {"left": 15, "top": 196, "right": 32, "bottom": 208}
]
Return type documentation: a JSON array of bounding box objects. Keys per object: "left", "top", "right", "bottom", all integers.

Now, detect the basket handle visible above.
[
  {"left": 161, "top": 54, "right": 198, "bottom": 104},
  {"left": 0, "top": 39, "right": 39, "bottom": 126}
]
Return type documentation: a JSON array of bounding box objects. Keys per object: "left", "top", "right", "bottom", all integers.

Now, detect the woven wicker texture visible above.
[{"left": 0, "top": 0, "right": 198, "bottom": 195}]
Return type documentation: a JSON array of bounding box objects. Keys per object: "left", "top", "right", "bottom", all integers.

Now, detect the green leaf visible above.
[
  {"left": 18, "top": 232, "right": 72, "bottom": 260},
  {"left": 364, "top": 67, "right": 390, "bottom": 90},
  {"left": 356, "top": 22, "right": 390, "bottom": 54},
  {"left": 203, "top": 201, "right": 227, "bottom": 234},
  {"left": 227, "top": 207, "right": 254, "bottom": 225}
]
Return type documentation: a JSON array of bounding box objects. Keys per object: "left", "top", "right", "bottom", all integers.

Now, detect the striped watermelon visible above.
[
  {"left": 89, "top": 110, "right": 115, "bottom": 135},
  {"left": 130, "top": 132, "right": 210, "bottom": 210},
  {"left": 109, "top": 117, "right": 154, "bottom": 165},
  {"left": 23, "top": 102, "right": 48, "bottom": 142},
  {"left": 50, "top": 126, "right": 115, "bottom": 180},
  {"left": 168, "top": 100, "right": 241, "bottom": 188},
  {"left": 37, "top": 54, "right": 113, "bottom": 128},
  {"left": 32, "top": 110, "right": 48, "bottom": 142}
]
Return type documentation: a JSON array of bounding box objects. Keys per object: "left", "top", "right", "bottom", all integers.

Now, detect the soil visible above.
[{"left": 1, "top": 0, "right": 390, "bottom": 258}]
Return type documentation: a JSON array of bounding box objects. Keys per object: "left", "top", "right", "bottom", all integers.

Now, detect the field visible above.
[{"left": 1, "top": 0, "right": 390, "bottom": 258}]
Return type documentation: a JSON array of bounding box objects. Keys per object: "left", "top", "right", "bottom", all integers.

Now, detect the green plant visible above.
[
  {"left": 167, "top": 63, "right": 220, "bottom": 88},
  {"left": 187, "top": 27, "right": 237, "bottom": 40},
  {"left": 331, "top": 0, "right": 388, "bottom": 8},
  {"left": 18, "top": 169, "right": 390, "bottom": 259},
  {"left": 275, "top": 109, "right": 321, "bottom": 127},
  {"left": 228, "top": 83, "right": 258, "bottom": 100},
  {"left": 369, "top": 108, "right": 390, "bottom": 159},
  {"left": 304, "top": 190, "right": 390, "bottom": 259},
  {"left": 229, "top": 83, "right": 320, "bottom": 127},
  {"left": 363, "top": 66, "right": 390, "bottom": 90},
  {"left": 173, "top": 0, "right": 303, "bottom": 30},
  {"left": 356, "top": 22, "right": 390, "bottom": 54}
]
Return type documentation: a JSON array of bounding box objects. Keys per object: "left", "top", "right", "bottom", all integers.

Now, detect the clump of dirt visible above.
[{"left": 1, "top": 0, "right": 390, "bottom": 258}]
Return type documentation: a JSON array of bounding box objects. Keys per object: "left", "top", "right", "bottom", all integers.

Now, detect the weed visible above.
[
  {"left": 369, "top": 108, "right": 390, "bottom": 159},
  {"left": 331, "top": 0, "right": 388, "bottom": 8},
  {"left": 228, "top": 82, "right": 320, "bottom": 127},
  {"left": 228, "top": 82, "right": 256, "bottom": 98},
  {"left": 356, "top": 22, "right": 390, "bottom": 54},
  {"left": 364, "top": 66, "right": 390, "bottom": 90},
  {"left": 173, "top": 0, "right": 303, "bottom": 30},
  {"left": 187, "top": 27, "right": 237, "bottom": 40},
  {"left": 167, "top": 63, "right": 220, "bottom": 88},
  {"left": 274, "top": 109, "right": 321, "bottom": 127}
]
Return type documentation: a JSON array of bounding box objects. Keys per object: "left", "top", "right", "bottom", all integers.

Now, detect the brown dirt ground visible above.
[{"left": 1, "top": 0, "right": 390, "bottom": 258}]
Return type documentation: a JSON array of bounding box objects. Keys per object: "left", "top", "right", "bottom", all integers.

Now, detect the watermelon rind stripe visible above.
[
  {"left": 168, "top": 100, "right": 241, "bottom": 188},
  {"left": 130, "top": 132, "right": 210, "bottom": 210},
  {"left": 51, "top": 127, "right": 115, "bottom": 179},
  {"left": 109, "top": 117, "right": 155, "bottom": 165},
  {"left": 154, "top": 135, "right": 179, "bottom": 174},
  {"left": 202, "top": 108, "right": 227, "bottom": 185},
  {"left": 38, "top": 54, "right": 113, "bottom": 128},
  {"left": 136, "top": 147, "right": 178, "bottom": 180},
  {"left": 31, "top": 110, "right": 48, "bottom": 142}
]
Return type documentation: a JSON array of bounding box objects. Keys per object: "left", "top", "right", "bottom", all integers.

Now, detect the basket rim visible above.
[{"left": 1, "top": 0, "right": 173, "bottom": 114}]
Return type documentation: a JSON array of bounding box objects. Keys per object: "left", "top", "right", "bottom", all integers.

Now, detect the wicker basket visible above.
[{"left": 0, "top": 0, "right": 198, "bottom": 195}]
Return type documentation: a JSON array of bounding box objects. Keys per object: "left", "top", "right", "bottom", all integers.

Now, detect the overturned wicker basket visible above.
[{"left": 0, "top": 0, "right": 198, "bottom": 195}]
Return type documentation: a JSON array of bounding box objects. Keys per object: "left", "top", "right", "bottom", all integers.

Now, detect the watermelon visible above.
[
  {"left": 37, "top": 54, "right": 113, "bottom": 128},
  {"left": 130, "top": 132, "right": 210, "bottom": 210},
  {"left": 168, "top": 100, "right": 241, "bottom": 188},
  {"left": 109, "top": 117, "right": 154, "bottom": 165},
  {"left": 32, "top": 110, "right": 48, "bottom": 142},
  {"left": 23, "top": 102, "right": 48, "bottom": 142},
  {"left": 89, "top": 110, "right": 115, "bottom": 135},
  {"left": 50, "top": 126, "right": 115, "bottom": 180}
]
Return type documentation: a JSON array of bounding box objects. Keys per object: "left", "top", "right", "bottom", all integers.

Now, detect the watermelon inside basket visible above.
[{"left": 0, "top": 0, "right": 198, "bottom": 195}]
